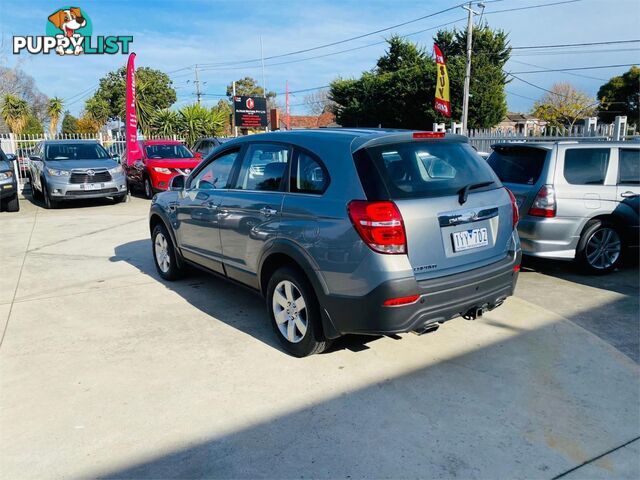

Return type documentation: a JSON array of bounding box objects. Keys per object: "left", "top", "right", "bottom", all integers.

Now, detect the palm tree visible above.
[
  {"left": 149, "top": 109, "right": 182, "bottom": 137},
  {"left": 1, "top": 94, "right": 30, "bottom": 134},
  {"left": 84, "top": 96, "right": 110, "bottom": 131},
  {"left": 179, "top": 103, "right": 226, "bottom": 146},
  {"left": 47, "top": 97, "right": 64, "bottom": 137}
]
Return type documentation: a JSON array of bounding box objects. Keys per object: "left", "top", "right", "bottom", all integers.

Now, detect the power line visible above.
[
  {"left": 509, "top": 63, "right": 637, "bottom": 74},
  {"left": 509, "top": 59, "right": 607, "bottom": 81},
  {"left": 511, "top": 38, "right": 640, "bottom": 50}
]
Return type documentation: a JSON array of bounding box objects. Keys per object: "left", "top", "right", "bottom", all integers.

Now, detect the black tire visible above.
[
  {"left": 42, "top": 182, "right": 58, "bottom": 209},
  {"left": 151, "top": 223, "right": 184, "bottom": 280},
  {"left": 113, "top": 194, "right": 127, "bottom": 204},
  {"left": 143, "top": 176, "right": 154, "bottom": 199},
  {"left": 266, "top": 266, "right": 331, "bottom": 357},
  {"left": 4, "top": 193, "right": 20, "bottom": 212},
  {"left": 576, "top": 219, "right": 623, "bottom": 274},
  {"left": 31, "top": 181, "right": 42, "bottom": 200}
]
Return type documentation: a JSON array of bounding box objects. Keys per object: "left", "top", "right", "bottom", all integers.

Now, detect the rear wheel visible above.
[
  {"left": 576, "top": 220, "right": 622, "bottom": 274},
  {"left": 266, "top": 267, "right": 330, "bottom": 357},
  {"left": 152, "top": 223, "right": 184, "bottom": 280}
]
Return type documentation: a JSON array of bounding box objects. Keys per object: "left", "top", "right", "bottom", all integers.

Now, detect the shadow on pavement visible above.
[
  {"left": 91, "top": 297, "right": 640, "bottom": 480},
  {"left": 110, "top": 239, "right": 381, "bottom": 355}
]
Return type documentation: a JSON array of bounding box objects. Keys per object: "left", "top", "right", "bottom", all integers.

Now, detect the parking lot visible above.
[{"left": 1, "top": 193, "right": 638, "bottom": 479}]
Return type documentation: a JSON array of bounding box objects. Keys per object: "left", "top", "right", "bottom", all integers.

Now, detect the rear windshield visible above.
[
  {"left": 487, "top": 146, "right": 547, "bottom": 185},
  {"left": 145, "top": 144, "right": 193, "bottom": 159},
  {"left": 354, "top": 141, "right": 498, "bottom": 199},
  {"left": 45, "top": 143, "right": 110, "bottom": 161}
]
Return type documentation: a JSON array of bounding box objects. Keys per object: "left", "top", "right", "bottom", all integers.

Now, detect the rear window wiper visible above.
[{"left": 458, "top": 181, "right": 494, "bottom": 205}]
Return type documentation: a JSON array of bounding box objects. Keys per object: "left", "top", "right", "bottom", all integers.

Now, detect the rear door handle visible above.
[
  {"left": 260, "top": 207, "right": 278, "bottom": 217},
  {"left": 620, "top": 191, "right": 638, "bottom": 198}
]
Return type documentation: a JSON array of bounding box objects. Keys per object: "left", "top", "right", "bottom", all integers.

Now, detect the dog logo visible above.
[
  {"left": 47, "top": 7, "right": 90, "bottom": 55},
  {"left": 12, "top": 6, "right": 133, "bottom": 56}
]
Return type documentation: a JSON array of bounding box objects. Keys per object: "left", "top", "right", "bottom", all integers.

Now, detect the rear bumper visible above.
[
  {"left": 322, "top": 250, "right": 521, "bottom": 336},
  {"left": 517, "top": 216, "right": 585, "bottom": 260}
]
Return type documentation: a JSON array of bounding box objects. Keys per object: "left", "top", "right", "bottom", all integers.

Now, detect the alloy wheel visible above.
[
  {"left": 585, "top": 227, "right": 621, "bottom": 270},
  {"left": 272, "top": 280, "right": 308, "bottom": 343},
  {"left": 154, "top": 232, "right": 171, "bottom": 273},
  {"left": 144, "top": 178, "right": 152, "bottom": 198}
]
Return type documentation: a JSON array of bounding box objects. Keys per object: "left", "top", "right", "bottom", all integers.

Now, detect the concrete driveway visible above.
[{"left": 1, "top": 194, "right": 638, "bottom": 479}]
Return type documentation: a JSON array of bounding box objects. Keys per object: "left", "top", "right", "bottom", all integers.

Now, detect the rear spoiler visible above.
[{"left": 351, "top": 132, "right": 469, "bottom": 153}]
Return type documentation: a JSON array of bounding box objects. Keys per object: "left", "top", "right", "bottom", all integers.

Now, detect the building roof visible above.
[
  {"left": 282, "top": 111, "right": 337, "bottom": 129},
  {"left": 503, "top": 112, "right": 544, "bottom": 123}
]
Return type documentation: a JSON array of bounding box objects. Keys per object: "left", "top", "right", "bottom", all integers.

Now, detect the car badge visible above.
[{"left": 86, "top": 169, "right": 95, "bottom": 176}]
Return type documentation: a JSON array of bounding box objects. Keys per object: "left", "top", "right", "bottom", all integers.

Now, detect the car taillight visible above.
[
  {"left": 505, "top": 188, "right": 519, "bottom": 229},
  {"left": 347, "top": 200, "right": 407, "bottom": 254},
  {"left": 528, "top": 185, "right": 556, "bottom": 218},
  {"left": 413, "top": 131, "right": 445, "bottom": 139},
  {"left": 383, "top": 294, "right": 420, "bottom": 307}
]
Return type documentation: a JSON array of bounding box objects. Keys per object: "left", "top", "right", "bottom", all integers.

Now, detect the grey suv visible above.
[
  {"left": 29, "top": 140, "right": 127, "bottom": 209},
  {"left": 488, "top": 141, "right": 639, "bottom": 273},
  {"left": 0, "top": 148, "right": 19, "bottom": 212},
  {"left": 150, "top": 129, "right": 521, "bottom": 356}
]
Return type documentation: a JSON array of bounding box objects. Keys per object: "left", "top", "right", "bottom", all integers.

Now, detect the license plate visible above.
[
  {"left": 82, "top": 183, "right": 103, "bottom": 191},
  {"left": 452, "top": 227, "right": 489, "bottom": 252}
]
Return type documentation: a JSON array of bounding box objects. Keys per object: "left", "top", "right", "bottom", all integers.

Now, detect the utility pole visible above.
[
  {"left": 461, "top": 2, "right": 481, "bottom": 135},
  {"left": 232, "top": 80, "right": 238, "bottom": 138},
  {"left": 260, "top": 36, "right": 269, "bottom": 132},
  {"left": 194, "top": 64, "right": 202, "bottom": 105}
]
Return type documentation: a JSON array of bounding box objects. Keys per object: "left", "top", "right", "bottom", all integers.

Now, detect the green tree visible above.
[
  {"left": 178, "top": 103, "right": 226, "bottom": 146},
  {"left": 226, "top": 76, "right": 276, "bottom": 100},
  {"left": 149, "top": 109, "right": 182, "bottom": 137},
  {"left": 532, "top": 82, "right": 597, "bottom": 128},
  {"left": 84, "top": 96, "right": 110, "bottom": 130},
  {"left": 597, "top": 66, "right": 639, "bottom": 125},
  {"left": 330, "top": 29, "right": 510, "bottom": 129},
  {"left": 47, "top": 97, "right": 64, "bottom": 137},
  {"left": 22, "top": 113, "right": 44, "bottom": 135},
  {"left": 60, "top": 111, "right": 78, "bottom": 135},
  {"left": 93, "top": 66, "right": 177, "bottom": 123},
  {"left": 1, "top": 94, "right": 30, "bottom": 133}
]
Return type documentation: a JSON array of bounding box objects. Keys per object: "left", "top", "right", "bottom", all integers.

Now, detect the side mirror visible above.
[
  {"left": 29, "top": 155, "right": 42, "bottom": 162},
  {"left": 194, "top": 152, "right": 203, "bottom": 160},
  {"left": 112, "top": 154, "right": 121, "bottom": 163},
  {"left": 170, "top": 174, "right": 186, "bottom": 191},
  {"left": 5, "top": 153, "right": 16, "bottom": 162}
]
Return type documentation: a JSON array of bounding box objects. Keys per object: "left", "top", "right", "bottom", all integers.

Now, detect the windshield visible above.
[
  {"left": 355, "top": 141, "right": 498, "bottom": 199},
  {"left": 45, "top": 143, "right": 110, "bottom": 161},
  {"left": 145, "top": 144, "right": 193, "bottom": 159},
  {"left": 487, "top": 146, "right": 547, "bottom": 185}
]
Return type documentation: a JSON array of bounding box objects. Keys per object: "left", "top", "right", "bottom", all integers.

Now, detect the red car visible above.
[{"left": 123, "top": 140, "right": 201, "bottom": 198}]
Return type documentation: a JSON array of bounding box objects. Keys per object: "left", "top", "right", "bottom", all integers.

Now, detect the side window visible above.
[
  {"left": 290, "top": 150, "right": 329, "bottom": 194},
  {"left": 618, "top": 149, "right": 640, "bottom": 185},
  {"left": 564, "top": 148, "right": 610, "bottom": 185},
  {"left": 232, "top": 143, "right": 289, "bottom": 192},
  {"left": 190, "top": 149, "right": 239, "bottom": 190}
]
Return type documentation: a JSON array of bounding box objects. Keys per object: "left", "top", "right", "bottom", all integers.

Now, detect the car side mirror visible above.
[
  {"left": 194, "top": 152, "right": 203, "bottom": 160},
  {"left": 29, "top": 155, "right": 42, "bottom": 162},
  {"left": 170, "top": 174, "right": 186, "bottom": 191},
  {"left": 112, "top": 154, "right": 121, "bottom": 163},
  {"left": 5, "top": 153, "right": 16, "bottom": 162}
]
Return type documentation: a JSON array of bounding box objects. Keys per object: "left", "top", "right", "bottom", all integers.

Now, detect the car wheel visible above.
[
  {"left": 42, "top": 182, "right": 58, "bottom": 209},
  {"left": 266, "top": 267, "right": 331, "bottom": 357},
  {"left": 4, "top": 193, "right": 20, "bottom": 212},
  {"left": 143, "top": 176, "right": 153, "bottom": 199},
  {"left": 31, "top": 182, "right": 42, "bottom": 200},
  {"left": 576, "top": 220, "right": 623, "bottom": 274},
  {"left": 152, "top": 223, "right": 183, "bottom": 280},
  {"left": 113, "top": 194, "right": 127, "bottom": 204}
]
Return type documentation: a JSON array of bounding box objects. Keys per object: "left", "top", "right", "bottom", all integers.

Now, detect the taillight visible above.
[
  {"left": 528, "top": 185, "right": 556, "bottom": 218},
  {"left": 347, "top": 200, "right": 407, "bottom": 254},
  {"left": 383, "top": 294, "right": 420, "bottom": 307},
  {"left": 505, "top": 188, "right": 519, "bottom": 229},
  {"left": 413, "top": 131, "right": 445, "bottom": 139}
]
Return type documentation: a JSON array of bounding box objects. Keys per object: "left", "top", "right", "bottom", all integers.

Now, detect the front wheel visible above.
[
  {"left": 143, "top": 176, "right": 154, "bottom": 199},
  {"left": 266, "top": 267, "right": 331, "bottom": 357},
  {"left": 113, "top": 194, "right": 127, "bottom": 204},
  {"left": 576, "top": 220, "right": 623, "bottom": 274},
  {"left": 42, "top": 182, "right": 58, "bottom": 209},
  {"left": 4, "top": 193, "right": 20, "bottom": 212},
  {"left": 151, "top": 223, "right": 184, "bottom": 280}
]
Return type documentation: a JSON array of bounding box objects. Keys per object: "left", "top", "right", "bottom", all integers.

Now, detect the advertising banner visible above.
[{"left": 433, "top": 44, "right": 451, "bottom": 118}]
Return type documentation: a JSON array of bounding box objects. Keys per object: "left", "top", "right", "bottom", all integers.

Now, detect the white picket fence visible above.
[{"left": 0, "top": 132, "right": 183, "bottom": 186}]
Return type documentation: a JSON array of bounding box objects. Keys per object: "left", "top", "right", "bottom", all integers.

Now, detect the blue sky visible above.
[{"left": 0, "top": 0, "right": 638, "bottom": 117}]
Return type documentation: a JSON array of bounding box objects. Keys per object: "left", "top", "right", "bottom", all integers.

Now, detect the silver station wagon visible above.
[
  {"left": 488, "top": 141, "right": 639, "bottom": 273},
  {"left": 150, "top": 129, "right": 522, "bottom": 356}
]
